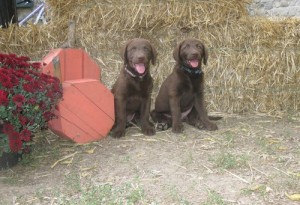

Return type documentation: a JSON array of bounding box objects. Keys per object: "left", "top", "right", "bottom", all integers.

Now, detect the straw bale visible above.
[{"left": 0, "top": 0, "right": 299, "bottom": 115}]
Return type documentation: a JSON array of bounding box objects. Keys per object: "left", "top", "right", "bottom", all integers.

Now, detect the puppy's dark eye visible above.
[
  {"left": 196, "top": 44, "right": 202, "bottom": 49},
  {"left": 130, "top": 46, "right": 137, "bottom": 51},
  {"left": 182, "top": 44, "right": 190, "bottom": 49},
  {"left": 143, "top": 47, "right": 149, "bottom": 51}
]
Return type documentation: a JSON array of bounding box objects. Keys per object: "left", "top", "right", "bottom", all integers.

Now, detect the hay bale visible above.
[{"left": 0, "top": 0, "right": 299, "bottom": 115}]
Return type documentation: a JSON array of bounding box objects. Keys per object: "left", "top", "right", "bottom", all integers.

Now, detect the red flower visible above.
[
  {"left": 13, "top": 94, "right": 25, "bottom": 107},
  {"left": 23, "top": 74, "right": 34, "bottom": 82},
  {"left": 31, "top": 62, "right": 41, "bottom": 69},
  {"left": 43, "top": 111, "right": 53, "bottom": 121},
  {"left": 18, "top": 56, "right": 30, "bottom": 62},
  {"left": 0, "top": 53, "right": 62, "bottom": 154},
  {"left": 46, "top": 91, "right": 54, "bottom": 99},
  {"left": 8, "top": 53, "right": 17, "bottom": 58},
  {"left": 0, "top": 68, "right": 9, "bottom": 75},
  {"left": 0, "top": 90, "right": 9, "bottom": 106},
  {"left": 52, "top": 83, "right": 60, "bottom": 92},
  {"left": 0, "top": 89, "right": 8, "bottom": 96},
  {"left": 2, "top": 81, "right": 13, "bottom": 89},
  {"left": 33, "top": 80, "right": 42, "bottom": 91},
  {"left": 27, "top": 70, "right": 38, "bottom": 77},
  {"left": 17, "top": 61, "right": 30, "bottom": 68},
  {"left": 8, "top": 75, "right": 19, "bottom": 87},
  {"left": 23, "top": 83, "right": 35, "bottom": 93},
  {"left": 12, "top": 106, "right": 23, "bottom": 114},
  {"left": 0, "top": 73, "right": 12, "bottom": 88},
  {"left": 20, "top": 129, "right": 31, "bottom": 142},
  {"left": 3, "top": 123, "right": 14, "bottom": 134},
  {"left": 8, "top": 132, "right": 23, "bottom": 152},
  {"left": 19, "top": 115, "right": 29, "bottom": 126},
  {"left": 0, "top": 96, "right": 8, "bottom": 106},
  {"left": 14, "top": 70, "right": 25, "bottom": 77},
  {"left": 39, "top": 101, "right": 46, "bottom": 110},
  {"left": 27, "top": 97, "right": 37, "bottom": 105}
]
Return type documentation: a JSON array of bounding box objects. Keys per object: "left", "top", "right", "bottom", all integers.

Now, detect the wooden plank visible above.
[
  {"left": 69, "top": 79, "right": 114, "bottom": 121},
  {"left": 49, "top": 116, "right": 94, "bottom": 144},
  {"left": 83, "top": 51, "right": 101, "bottom": 80},
  {"left": 41, "top": 49, "right": 64, "bottom": 81},
  {"left": 64, "top": 49, "right": 83, "bottom": 81},
  {"left": 49, "top": 101, "right": 101, "bottom": 143},
  {"left": 58, "top": 80, "right": 114, "bottom": 139}
]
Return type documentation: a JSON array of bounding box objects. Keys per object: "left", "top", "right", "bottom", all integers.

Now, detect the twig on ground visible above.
[
  {"left": 131, "top": 133, "right": 144, "bottom": 137},
  {"left": 156, "top": 129, "right": 171, "bottom": 133},
  {"left": 224, "top": 169, "right": 250, "bottom": 184},
  {"left": 201, "top": 164, "right": 214, "bottom": 173},
  {"left": 272, "top": 166, "right": 291, "bottom": 177},
  {"left": 128, "top": 122, "right": 140, "bottom": 129},
  {"left": 167, "top": 162, "right": 187, "bottom": 170},
  {"left": 248, "top": 162, "right": 254, "bottom": 182},
  {"left": 252, "top": 166, "right": 269, "bottom": 177},
  {"left": 45, "top": 136, "right": 51, "bottom": 145},
  {"left": 25, "top": 197, "right": 38, "bottom": 204},
  {"left": 80, "top": 166, "right": 97, "bottom": 172},
  {"left": 140, "top": 138, "right": 159, "bottom": 142},
  {"left": 224, "top": 199, "right": 238, "bottom": 203},
  {"left": 156, "top": 137, "right": 175, "bottom": 143},
  {"left": 34, "top": 174, "right": 50, "bottom": 179},
  {"left": 141, "top": 178, "right": 161, "bottom": 181},
  {"left": 51, "top": 152, "right": 78, "bottom": 168},
  {"left": 284, "top": 157, "right": 293, "bottom": 167}
]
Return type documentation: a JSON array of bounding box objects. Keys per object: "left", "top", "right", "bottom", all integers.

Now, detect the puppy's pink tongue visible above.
[
  {"left": 188, "top": 60, "right": 199, "bottom": 68},
  {"left": 135, "top": 63, "right": 145, "bottom": 74}
]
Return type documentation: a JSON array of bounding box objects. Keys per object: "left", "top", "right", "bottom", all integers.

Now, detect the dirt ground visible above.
[{"left": 0, "top": 113, "right": 299, "bottom": 205}]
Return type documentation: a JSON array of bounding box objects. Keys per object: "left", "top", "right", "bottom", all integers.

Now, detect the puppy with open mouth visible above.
[
  {"left": 151, "top": 38, "right": 218, "bottom": 133},
  {"left": 111, "top": 38, "right": 157, "bottom": 138}
]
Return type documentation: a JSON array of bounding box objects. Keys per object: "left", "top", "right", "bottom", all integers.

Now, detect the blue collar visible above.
[{"left": 181, "top": 65, "right": 202, "bottom": 75}]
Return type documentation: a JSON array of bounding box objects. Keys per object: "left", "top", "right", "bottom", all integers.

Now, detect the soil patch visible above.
[{"left": 0, "top": 113, "right": 299, "bottom": 204}]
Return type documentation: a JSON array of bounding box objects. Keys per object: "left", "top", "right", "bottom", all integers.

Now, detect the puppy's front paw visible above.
[
  {"left": 203, "top": 121, "right": 218, "bottom": 131},
  {"left": 172, "top": 123, "right": 184, "bottom": 133},
  {"left": 142, "top": 126, "right": 156, "bottom": 136},
  {"left": 111, "top": 129, "right": 125, "bottom": 138}
]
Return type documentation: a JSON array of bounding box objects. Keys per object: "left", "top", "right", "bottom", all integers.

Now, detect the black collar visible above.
[
  {"left": 181, "top": 65, "right": 202, "bottom": 75},
  {"left": 125, "top": 65, "right": 147, "bottom": 80}
]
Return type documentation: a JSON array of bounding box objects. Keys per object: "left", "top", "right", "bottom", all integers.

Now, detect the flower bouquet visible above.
[{"left": 0, "top": 53, "right": 62, "bottom": 161}]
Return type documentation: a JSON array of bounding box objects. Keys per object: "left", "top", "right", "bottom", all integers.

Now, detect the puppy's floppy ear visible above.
[
  {"left": 172, "top": 41, "right": 182, "bottom": 62},
  {"left": 202, "top": 43, "right": 208, "bottom": 65},
  {"left": 120, "top": 39, "right": 133, "bottom": 63},
  {"left": 150, "top": 44, "right": 157, "bottom": 65}
]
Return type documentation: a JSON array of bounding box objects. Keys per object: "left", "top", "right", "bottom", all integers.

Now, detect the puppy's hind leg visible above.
[
  {"left": 151, "top": 111, "right": 171, "bottom": 131},
  {"left": 185, "top": 107, "right": 199, "bottom": 127},
  {"left": 126, "top": 113, "right": 140, "bottom": 128}
]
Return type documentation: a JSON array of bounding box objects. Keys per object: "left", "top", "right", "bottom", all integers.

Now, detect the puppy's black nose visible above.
[
  {"left": 191, "top": 52, "right": 199, "bottom": 59},
  {"left": 137, "top": 54, "right": 146, "bottom": 62}
]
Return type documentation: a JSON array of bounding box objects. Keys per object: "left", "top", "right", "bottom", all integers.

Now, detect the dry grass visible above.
[
  {"left": 0, "top": 0, "right": 299, "bottom": 114},
  {"left": 1, "top": 113, "right": 299, "bottom": 204}
]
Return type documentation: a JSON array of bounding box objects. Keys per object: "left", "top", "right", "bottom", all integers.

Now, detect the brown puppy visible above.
[
  {"left": 111, "top": 38, "right": 157, "bottom": 138},
  {"left": 151, "top": 38, "right": 218, "bottom": 133}
]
